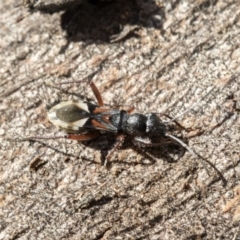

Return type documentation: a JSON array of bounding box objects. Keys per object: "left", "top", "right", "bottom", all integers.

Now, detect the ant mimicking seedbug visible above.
[{"left": 10, "top": 79, "right": 215, "bottom": 173}]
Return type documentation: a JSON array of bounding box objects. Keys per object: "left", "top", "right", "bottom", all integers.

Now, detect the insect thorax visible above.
[{"left": 121, "top": 113, "right": 167, "bottom": 136}]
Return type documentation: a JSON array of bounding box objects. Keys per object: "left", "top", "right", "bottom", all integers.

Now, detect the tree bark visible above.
[{"left": 0, "top": 0, "right": 240, "bottom": 239}]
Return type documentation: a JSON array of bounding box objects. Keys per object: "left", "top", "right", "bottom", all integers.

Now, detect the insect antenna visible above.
[
  {"left": 165, "top": 133, "right": 209, "bottom": 175},
  {"left": 154, "top": 86, "right": 217, "bottom": 175}
]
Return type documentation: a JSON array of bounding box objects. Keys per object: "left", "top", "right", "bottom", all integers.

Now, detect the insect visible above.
[{"left": 14, "top": 79, "right": 211, "bottom": 173}]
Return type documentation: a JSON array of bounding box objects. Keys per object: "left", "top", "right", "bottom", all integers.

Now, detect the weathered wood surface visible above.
[{"left": 0, "top": 0, "right": 240, "bottom": 239}]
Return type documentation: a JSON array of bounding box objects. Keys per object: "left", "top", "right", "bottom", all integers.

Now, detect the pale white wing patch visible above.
[
  {"left": 72, "top": 118, "right": 89, "bottom": 127},
  {"left": 47, "top": 100, "right": 90, "bottom": 133},
  {"left": 74, "top": 102, "right": 89, "bottom": 112}
]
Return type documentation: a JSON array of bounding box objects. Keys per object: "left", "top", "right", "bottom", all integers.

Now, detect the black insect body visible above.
[{"left": 49, "top": 101, "right": 167, "bottom": 137}]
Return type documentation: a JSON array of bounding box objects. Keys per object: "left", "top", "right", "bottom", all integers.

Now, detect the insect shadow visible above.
[
  {"left": 22, "top": 0, "right": 165, "bottom": 51},
  {"left": 59, "top": 0, "right": 165, "bottom": 46},
  {"left": 79, "top": 132, "right": 186, "bottom": 166}
]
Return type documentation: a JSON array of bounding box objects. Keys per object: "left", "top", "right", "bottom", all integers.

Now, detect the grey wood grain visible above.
[{"left": 0, "top": 0, "right": 240, "bottom": 239}]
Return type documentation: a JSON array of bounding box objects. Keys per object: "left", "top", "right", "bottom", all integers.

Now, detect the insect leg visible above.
[
  {"left": 8, "top": 132, "right": 99, "bottom": 142},
  {"left": 66, "top": 132, "right": 100, "bottom": 141},
  {"left": 162, "top": 113, "right": 187, "bottom": 130},
  {"left": 126, "top": 106, "right": 135, "bottom": 114},
  {"left": 52, "top": 79, "right": 104, "bottom": 107},
  {"left": 105, "top": 134, "right": 126, "bottom": 166},
  {"left": 165, "top": 134, "right": 209, "bottom": 175},
  {"left": 132, "top": 136, "right": 168, "bottom": 147},
  {"left": 47, "top": 78, "right": 106, "bottom": 118},
  {"left": 89, "top": 81, "right": 104, "bottom": 107},
  {"left": 133, "top": 134, "right": 209, "bottom": 175}
]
